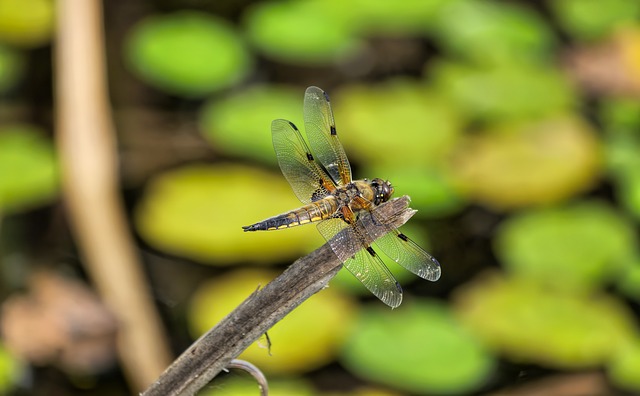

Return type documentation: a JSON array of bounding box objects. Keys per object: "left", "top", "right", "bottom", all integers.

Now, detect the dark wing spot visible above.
[
  {"left": 366, "top": 246, "right": 376, "bottom": 257},
  {"left": 398, "top": 233, "right": 409, "bottom": 241},
  {"left": 287, "top": 121, "right": 299, "bottom": 130},
  {"left": 323, "top": 91, "right": 330, "bottom": 102},
  {"left": 306, "top": 152, "right": 314, "bottom": 161},
  {"left": 395, "top": 281, "right": 403, "bottom": 292},
  {"left": 330, "top": 125, "right": 337, "bottom": 136}
]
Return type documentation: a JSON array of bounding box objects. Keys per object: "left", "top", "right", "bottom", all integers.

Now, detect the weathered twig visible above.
[
  {"left": 141, "top": 196, "right": 416, "bottom": 396},
  {"left": 54, "top": 0, "right": 171, "bottom": 390}
]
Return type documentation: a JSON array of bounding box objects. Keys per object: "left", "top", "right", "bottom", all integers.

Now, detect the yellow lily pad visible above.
[
  {"left": 0, "top": 0, "right": 54, "bottom": 48},
  {"left": 189, "top": 269, "right": 357, "bottom": 375},
  {"left": 135, "top": 164, "right": 323, "bottom": 264},
  {"left": 333, "top": 81, "right": 462, "bottom": 168},
  {"left": 450, "top": 116, "right": 602, "bottom": 210},
  {"left": 608, "top": 340, "right": 640, "bottom": 393},
  {"left": 0, "top": 344, "right": 22, "bottom": 394},
  {"left": 454, "top": 273, "right": 638, "bottom": 369},
  {"left": 199, "top": 376, "right": 315, "bottom": 396},
  {"left": 495, "top": 201, "right": 637, "bottom": 292}
]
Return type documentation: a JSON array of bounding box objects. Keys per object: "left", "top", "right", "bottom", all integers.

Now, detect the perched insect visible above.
[{"left": 243, "top": 86, "right": 441, "bottom": 308}]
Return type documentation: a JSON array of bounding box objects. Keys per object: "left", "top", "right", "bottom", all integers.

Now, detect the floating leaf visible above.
[
  {"left": 135, "top": 164, "right": 323, "bottom": 264},
  {"left": 617, "top": 258, "right": 640, "bottom": 301},
  {"left": 450, "top": 116, "right": 601, "bottom": 210},
  {"left": 602, "top": 105, "right": 640, "bottom": 219},
  {"left": 0, "top": 0, "right": 54, "bottom": 47},
  {"left": 244, "top": 1, "right": 360, "bottom": 65},
  {"left": 616, "top": 167, "right": 640, "bottom": 220},
  {"left": 125, "top": 11, "right": 252, "bottom": 97},
  {"left": 549, "top": 0, "right": 640, "bottom": 41},
  {"left": 0, "top": 125, "right": 58, "bottom": 213},
  {"left": 432, "top": 61, "right": 576, "bottom": 121},
  {"left": 334, "top": 81, "right": 462, "bottom": 168},
  {"left": 199, "top": 85, "right": 304, "bottom": 164},
  {"left": 0, "top": 344, "right": 21, "bottom": 394},
  {"left": 432, "top": 1, "right": 555, "bottom": 65},
  {"left": 199, "top": 376, "right": 316, "bottom": 396},
  {"left": 454, "top": 273, "right": 637, "bottom": 369},
  {"left": 189, "top": 269, "right": 356, "bottom": 375},
  {"left": 365, "top": 164, "right": 465, "bottom": 218},
  {"left": 331, "top": 0, "right": 448, "bottom": 36},
  {"left": 342, "top": 300, "right": 494, "bottom": 395},
  {"left": 495, "top": 201, "right": 637, "bottom": 292},
  {"left": 600, "top": 98, "right": 640, "bottom": 136},
  {"left": 608, "top": 340, "right": 640, "bottom": 393}
]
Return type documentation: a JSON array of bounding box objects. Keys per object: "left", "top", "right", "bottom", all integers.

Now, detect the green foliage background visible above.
[{"left": 1, "top": 0, "right": 640, "bottom": 394}]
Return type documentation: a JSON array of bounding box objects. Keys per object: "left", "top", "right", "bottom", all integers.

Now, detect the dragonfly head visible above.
[{"left": 371, "top": 178, "right": 394, "bottom": 205}]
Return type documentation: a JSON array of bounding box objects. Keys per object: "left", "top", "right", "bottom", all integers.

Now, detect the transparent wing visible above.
[
  {"left": 272, "top": 119, "right": 336, "bottom": 204},
  {"left": 354, "top": 200, "right": 441, "bottom": 282},
  {"left": 304, "top": 86, "right": 352, "bottom": 186},
  {"left": 317, "top": 217, "right": 403, "bottom": 308},
  {"left": 374, "top": 230, "right": 441, "bottom": 281}
]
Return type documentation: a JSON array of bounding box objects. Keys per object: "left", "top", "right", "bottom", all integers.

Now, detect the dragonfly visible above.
[{"left": 243, "top": 86, "right": 441, "bottom": 308}]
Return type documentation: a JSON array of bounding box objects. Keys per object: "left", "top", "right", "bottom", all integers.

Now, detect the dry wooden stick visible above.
[
  {"left": 142, "top": 196, "right": 416, "bottom": 396},
  {"left": 54, "top": 0, "right": 171, "bottom": 390}
]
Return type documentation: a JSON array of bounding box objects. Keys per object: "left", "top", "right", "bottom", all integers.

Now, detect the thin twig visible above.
[
  {"left": 54, "top": 0, "right": 171, "bottom": 390},
  {"left": 141, "top": 196, "right": 416, "bottom": 396},
  {"left": 226, "top": 359, "right": 269, "bottom": 396}
]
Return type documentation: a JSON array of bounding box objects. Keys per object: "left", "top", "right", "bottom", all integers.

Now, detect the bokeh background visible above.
[{"left": 1, "top": 0, "right": 640, "bottom": 395}]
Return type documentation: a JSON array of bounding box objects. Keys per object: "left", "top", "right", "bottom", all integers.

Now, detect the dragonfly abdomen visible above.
[{"left": 243, "top": 197, "right": 338, "bottom": 232}]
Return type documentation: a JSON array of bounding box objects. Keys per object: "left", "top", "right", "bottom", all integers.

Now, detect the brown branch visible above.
[
  {"left": 54, "top": 0, "right": 171, "bottom": 391},
  {"left": 142, "top": 196, "right": 416, "bottom": 396}
]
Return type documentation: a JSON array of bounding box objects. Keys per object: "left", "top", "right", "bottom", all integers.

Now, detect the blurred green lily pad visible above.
[
  {"left": 549, "top": 0, "right": 640, "bottom": 41},
  {"left": 125, "top": 11, "right": 251, "bottom": 97},
  {"left": 365, "top": 164, "right": 465, "bottom": 218},
  {"left": 189, "top": 269, "right": 356, "bottom": 375},
  {"left": 199, "top": 376, "right": 316, "bottom": 396},
  {"left": 600, "top": 98, "right": 640, "bottom": 136},
  {"left": 495, "top": 201, "right": 637, "bottom": 292},
  {"left": 199, "top": 85, "right": 304, "bottom": 164},
  {"left": 432, "top": 61, "right": 576, "bottom": 121},
  {"left": 432, "top": 0, "right": 555, "bottom": 65},
  {"left": 454, "top": 273, "right": 637, "bottom": 369},
  {"left": 0, "top": 344, "right": 21, "bottom": 394},
  {"left": 0, "top": 45, "right": 24, "bottom": 93},
  {"left": 608, "top": 340, "right": 640, "bottom": 392},
  {"left": 135, "top": 164, "right": 323, "bottom": 264},
  {"left": 333, "top": 0, "right": 447, "bottom": 36},
  {"left": 604, "top": 126, "right": 640, "bottom": 220},
  {"left": 450, "top": 116, "right": 601, "bottom": 210},
  {"left": 617, "top": 258, "right": 640, "bottom": 302},
  {"left": 244, "top": 1, "right": 360, "bottom": 65},
  {"left": 0, "top": 125, "right": 58, "bottom": 213},
  {"left": 334, "top": 81, "right": 462, "bottom": 168},
  {"left": 0, "top": 0, "right": 54, "bottom": 47},
  {"left": 342, "top": 300, "right": 494, "bottom": 395}
]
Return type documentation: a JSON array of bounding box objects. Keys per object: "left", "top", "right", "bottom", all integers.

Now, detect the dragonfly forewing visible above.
[{"left": 304, "top": 86, "right": 352, "bottom": 185}]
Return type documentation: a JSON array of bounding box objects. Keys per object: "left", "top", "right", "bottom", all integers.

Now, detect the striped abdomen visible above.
[{"left": 242, "top": 196, "right": 338, "bottom": 232}]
